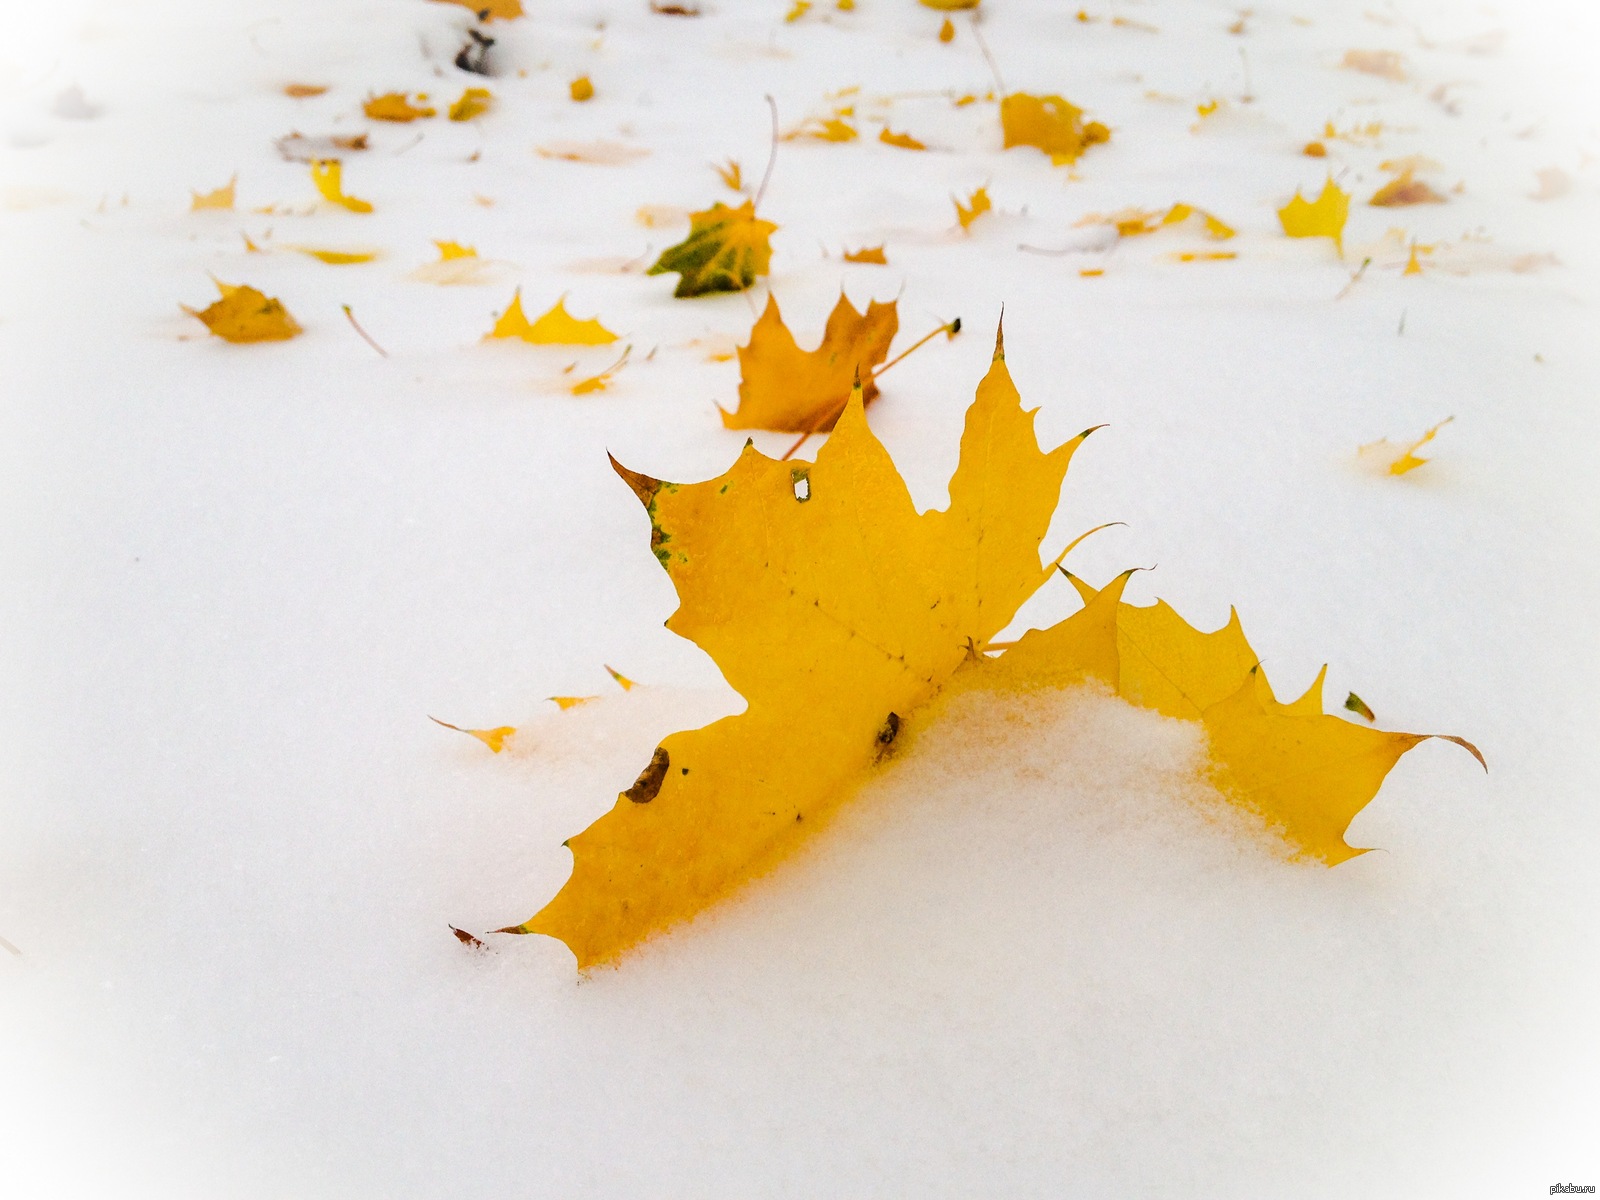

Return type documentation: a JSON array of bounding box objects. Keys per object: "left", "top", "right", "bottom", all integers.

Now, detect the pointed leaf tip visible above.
[{"left": 609, "top": 453, "right": 661, "bottom": 508}]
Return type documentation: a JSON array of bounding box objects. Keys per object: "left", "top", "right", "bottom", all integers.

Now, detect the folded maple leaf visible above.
[
  {"left": 183, "top": 281, "right": 301, "bottom": 343},
  {"left": 720, "top": 293, "right": 898, "bottom": 432},
  {"left": 512, "top": 330, "right": 1479, "bottom": 969},
  {"left": 1001, "top": 93, "right": 1110, "bottom": 163},
  {"left": 647, "top": 200, "right": 777, "bottom": 297}
]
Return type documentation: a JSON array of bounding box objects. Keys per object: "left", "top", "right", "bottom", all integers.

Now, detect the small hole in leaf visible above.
[{"left": 791, "top": 467, "right": 811, "bottom": 502}]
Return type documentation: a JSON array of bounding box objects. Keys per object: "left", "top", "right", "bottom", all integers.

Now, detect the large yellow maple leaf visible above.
[
  {"left": 513, "top": 333, "right": 1479, "bottom": 969},
  {"left": 183, "top": 281, "right": 301, "bottom": 343},
  {"left": 720, "top": 293, "right": 899, "bottom": 432},
  {"left": 1001, "top": 93, "right": 1111, "bottom": 163},
  {"left": 647, "top": 200, "right": 777, "bottom": 297}
]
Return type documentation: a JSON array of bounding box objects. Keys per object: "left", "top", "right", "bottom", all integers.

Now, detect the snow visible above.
[{"left": 2, "top": 0, "right": 1597, "bottom": 1196}]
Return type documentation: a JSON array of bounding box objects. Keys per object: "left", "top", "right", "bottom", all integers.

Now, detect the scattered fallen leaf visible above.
[
  {"left": 713, "top": 159, "right": 743, "bottom": 190},
  {"left": 184, "top": 281, "right": 302, "bottom": 343},
  {"left": 1323, "top": 119, "right": 1384, "bottom": 143},
  {"left": 786, "top": 0, "right": 811, "bottom": 20},
  {"left": 651, "top": 2, "right": 702, "bottom": 12},
  {"left": 537, "top": 140, "right": 650, "bottom": 165},
  {"left": 1370, "top": 168, "right": 1445, "bottom": 207},
  {"left": 721, "top": 293, "right": 899, "bottom": 432},
  {"left": 1303, "top": 141, "right": 1327, "bottom": 157},
  {"left": 511, "top": 331, "right": 1479, "bottom": 969},
  {"left": 1000, "top": 93, "right": 1111, "bottom": 164},
  {"left": 449, "top": 87, "right": 493, "bottom": 121},
  {"left": 363, "top": 92, "right": 436, "bottom": 122},
  {"left": 1403, "top": 241, "right": 1428, "bottom": 275},
  {"left": 283, "top": 83, "right": 329, "bottom": 98},
  {"left": 436, "top": 240, "right": 477, "bottom": 260},
  {"left": 431, "top": 716, "right": 517, "bottom": 753},
  {"left": 1171, "top": 250, "right": 1238, "bottom": 262},
  {"left": 275, "top": 132, "right": 367, "bottom": 162},
  {"left": 1341, "top": 49, "right": 1405, "bottom": 80},
  {"left": 1358, "top": 417, "right": 1452, "bottom": 476},
  {"left": 488, "top": 290, "right": 619, "bottom": 345},
  {"left": 433, "top": 0, "right": 522, "bottom": 19},
  {"left": 954, "top": 184, "right": 991, "bottom": 232},
  {"left": 450, "top": 926, "right": 487, "bottom": 949},
  {"left": 241, "top": 232, "right": 263, "bottom": 253},
  {"left": 605, "top": 665, "right": 637, "bottom": 690},
  {"left": 190, "top": 175, "right": 236, "bottom": 211},
  {"left": 549, "top": 695, "right": 598, "bottom": 710},
  {"left": 570, "top": 76, "right": 595, "bottom": 102},
  {"left": 1196, "top": 99, "right": 1221, "bottom": 119},
  {"left": 843, "top": 245, "right": 887, "bottom": 264},
  {"left": 1277, "top": 178, "right": 1349, "bottom": 251},
  {"left": 310, "top": 159, "right": 373, "bottom": 212},
  {"left": 921, "top": 0, "right": 979, "bottom": 7},
  {"left": 1530, "top": 167, "right": 1571, "bottom": 200},
  {"left": 939, "top": 17, "right": 956, "bottom": 40},
  {"left": 647, "top": 200, "right": 778, "bottom": 297},
  {"left": 292, "top": 246, "right": 379, "bottom": 264},
  {"left": 1345, "top": 692, "right": 1376, "bottom": 722},
  {"left": 572, "top": 346, "right": 632, "bottom": 394},
  {"left": 787, "top": 115, "right": 858, "bottom": 142},
  {"left": 879, "top": 127, "right": 927, "bottom": 150},
  {"left": 1079, "top": 267, "right": 1105, "bottom": 276},
  {"left": 1086, "top": 203, "right": 1235, "bottom": 241}
]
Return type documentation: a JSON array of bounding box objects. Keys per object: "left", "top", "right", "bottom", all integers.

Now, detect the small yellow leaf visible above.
[
  {"left": 1277, "top": 178, "right": 1349, "bottom": 251},
  {"left": 241, "top": 232, "right": 263, "bottom": 253},
  {"left": 1358, "top": 417, "right": 1453, "bottom": 476},
  {"left": 921, "top": 0, "right": 978, "bottom": 8},
  {"left": 1195, "top": 99, "right": 1220, "bottom": 118},
  {"left": 310, "top": 159, "right": 372, "bottom": 213},
  {"left": 843, "top": 245, "right": 887, "bottom": 264},
  {"left": 1344, "top": 692, "right": 1376, "bottom": 722},
  {"left": 283, "top": 83, "right": 329, "bottom": 98},
  {"left": 1303, "top": 141, "right": 1328, "bottom": 157},
  {"left": 954, "top": 185, "right": 991, "bottom": 232},
  {"left": 190, "top": 175, "right": 236, "bottom": 211},
  {"left": 449, "top": 87, "right": 493, "bottom": 121},
  {"left": 430, "top": 716, "right": 517, "bottom": 753},
  {"left": 787, "top": 115, "right": 858, "bottom": 143},
  {"left": 1369, "top": 168, "right": 1446, "bottom": 207},
  {"left": 435, "top": 240, "right": 478, "bottom": 260},
  {"left": 1159, "top": 202, "right": 1236, "bottom": 239},
  {"left": 570, "top": 76, "right": 595, "bottom": 102},
  {"left": 713, "top": 159, "right": 743, "bottom": 190},
  {"left": 183, "top": 281, "right": 302, "bottom": 343},
  {"left": 1000, "top": 93, "right": 1110, "bottom": 164},
  {"left": 1171, "top": 251, "right": 1237, "bottom": 262},
  {"left": 572, "top": 347, "right": 631, "bottom": 394},
  {"left": 938, "top": 17, "right": 955, "bottom": 40},
  {"left": 786, "top": 0, "right": 811, "bottom": 20},
  {"left": 549, "top": 696, "right": 599, "bottom": 710},
  {"left": 363, "top": 92, "right": 436, "bottom": 122},
  {"left": 604, "top": 665, "right": 637, "bottom": 691},
  {"left": 647, "top": 199, "right": 778, "bottom": 297},
  {"left": 878, "top": 127, "right": 927, "bottom": 150},
  {"left": 433, "top": 0, "right": 522, "bottom": 19},
  {"left": 1079, "top": 267, "right": 1105, "bottom": 276},
  {"left": 292, "top": 246, "right": 379, "bottom": 264}
]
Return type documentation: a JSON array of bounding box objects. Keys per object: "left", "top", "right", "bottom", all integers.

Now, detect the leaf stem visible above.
[
  {"left": 342, "top": 303, "right": 389, "bottom": 357},
  {"left": 753, "top": 95, "right": 780, "bottom": 210},
  {"left": 969, "top": 15, "right": 1007, "bottom": 99}
]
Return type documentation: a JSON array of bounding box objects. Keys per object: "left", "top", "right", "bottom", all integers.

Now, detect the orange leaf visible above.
[
  {"left": 363, "top": 92, "right": 436, "bottom": 122},
  {"left": 183, "top": 280, "right": 302, "bottom": 343}
]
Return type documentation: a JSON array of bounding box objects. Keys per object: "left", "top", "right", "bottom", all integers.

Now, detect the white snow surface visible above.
[{"left": 2, "top": 0, "right": 1598, "bottom": 1196}]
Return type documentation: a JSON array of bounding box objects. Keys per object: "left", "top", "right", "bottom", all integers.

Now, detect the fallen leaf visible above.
[
  {"left": 570, "top": 76, "right": 595, "bottom": 102},
  {"left": 275, "top": 132, "right": 367, "bottom": 162},
  {"left": 537, "top": 140, "right": 650, "bottom": 165},
  {"left": 1344, "top": 692, "right": 1376, "bottom": 722},
  {"left": 1341, "top": 49, "right": 1405, "bottom": 80},
  {"left": 1370, "top": 168, "right": 1445, "bottom": 207},
  {"left": 190, "top": 175, "right": 236, "bottom": 211},
  {"left": 1084, "top": 203, "right": 1235, "bottom": 241},
  {"left": 283, "top": 83, "right": 329, "bottom": 98},
  {"left": 184, "top": 281, "right": 302, "bottom": 343},
  {"left": 787, "top": 115, "right": 858, "bottom": 142},
  {"left": 721, "top": 293, "right": 899, "bottom": 432},
  {"left": 450, "top": 926, "right": 487, "bottom": 949},
  {"left": 490, "top": 291, "right": 619, "bottom": 345},
  {"left": 436, "top": 240, "right": 477, "bottom": 260},
  {"left": 310, "top": 159, "right": 373, "bottom": 213},
  {"left": 1171, "top": 251, "right": 1237, "bottom": 262},
  {"left": 647, "top": 200, "right": 778, "bottom": 297},
  {"left": 1303, "top": 141, "right": 1327, "bottom": 157},
  {"left": 549, "top": 695, "right": 598, "bottom": 710},
  {"left": 939, "top": 17, "right": 955, "bottom": 40},
  {"left": 433, "top": 0, "right": 522, "bottom": 19},
  {"left": 605, "top": 665, "right": 637, "bottom": 690},
  {"left": 431, "top": 715, "right": 517, "bottom": 753},
  {"left": 292, "top": 246, "right": 380, "bottom": 264},
  {"left": 921, "top": 0, "right": 979, "bottom": 7},
  {"left": 786, "top": 0, "right": 811, "bottom": 20},
  {"left": 1000, "top": 93, "right": 1111, "bottom": 164},
  {"left": 651, "top": 2, "right": 702, "bottom": 12},
  {"left": 449, "top": 87, "right": 493, "bottom": 121},
  {"left": 879, "top": 127, "right": 927, "bottom": 150},
  {"left": 363, "top": 92, "right": 436, "bottom": 122},
  {"left": 843, "top": 245, "right": 887, "bottom": 264},
  {"left": 1277, "top": 178, "right": 1349, "bottom": 251},
  {"left": 713, "top": 159, "right": 743, "bottom": 190},
  {"left": 511, "top": 331, "right": 1478, "bottom": 968},
  {"left": 954, "top": 184, "right": 991, "bottom": 232},
  {"left": 1358, "top": 417, "right": 1452, "bottom": 476},
  {"left": 572, "top": 346, "right": 632, "bottom": 394}
]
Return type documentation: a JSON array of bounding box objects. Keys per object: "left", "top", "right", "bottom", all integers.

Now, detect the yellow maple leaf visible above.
[
  {"left": 310, "top": 159, "right": 372, "bottom": 213},
  {"left": 1000, "top": 93, "right": 1111, "bottom": 164},
  {"left": 1277, "top": 178, "right": 1349, "bottom": 251},
  {"left": 508, "top": 330, "right": 1479, "bottom": 969},
  {"left": 431, "top": 716, "right": 516, "bottom": 753},
  {"left": 449, "top": 87, "right": 493, "bottom": 121},
  {"left": 435, "top": 240, "right": 477, "bottom": 260},
  {"left": 433, "top": 0, "right": 522, "bottom": 19},
  {"left": 721, "top": 293, "right": 899, "bottom": 432},
  {"left": 190, "top": 175, "right": 236, "bottom": 211},
  {"left": 604, "top": 665, "right": 637, "bottom": 690},
  {"left": 843, "top": 245, "right": 887, "bottom": 264},
  {"left": 488, "top": 290, "right": 619, "bottom": 345},
  {"left": 954, "top": 184, "right": 991, "bottom": 232},
  {"left": 550, "top": 695, "right": 598, "bottom": 710},
  {"left": 879, "top": 127, "right": 927, "bottom": 150},
  {"left": 713, "top": 159, "right": 743, "bottom": 191},
  {"left": 183, "top": 281, "right": 302, "bottom": 343},
  {"left": 647, "top": 200, "right": 778, "bottom": 297},
  {"left": 1358, "top": 417, "right": 1453, "bottom": 476},
  {"left": 363, "top": 92, "right": 435, "bottom": 122},
  {"left": 921, "top": 0, "right": 978, "bottom": 7},
  {"left": 786, "top": 115, "right": 858, "bottom": 143}
]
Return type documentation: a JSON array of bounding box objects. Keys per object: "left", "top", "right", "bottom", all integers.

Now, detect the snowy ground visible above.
[{"left": 2, "top": 0, "right": 1598, "bottom": 1196}]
